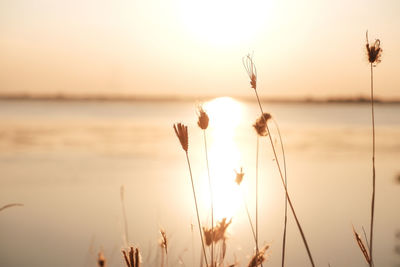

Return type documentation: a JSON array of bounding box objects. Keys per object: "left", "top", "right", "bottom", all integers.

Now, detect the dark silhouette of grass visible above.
[
  {"left": 271, "top": 118, "right": 288, "bottom": 267},
  {"left": 365, "top": 30, "right": 382, "bottom": 267},
  {"left": 243, "top": 54, "right": 315, "bottom": 267},
  {"left": 122, "top": 247, "right": 140, "bottom": 267},
  {"left": 173, "top": 123, "right": 209, "bottom": 267},
  {"left": 197, "top": 106, "right": 215, "bottom": 266}
]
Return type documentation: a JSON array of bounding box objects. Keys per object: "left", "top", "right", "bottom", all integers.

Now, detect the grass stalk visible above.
[
  {"left": 255, "top": 136, "right": 263, "bottom": 267},
  {"left": 272, "top": 118, "right": 288, "bottom": 267},
  {"left": 240, "top": 186, "right": 257, "bottom": 243},
  {"left": 253, "top": 89, "right": 315, "bottom": 267},
  {"left": 203, "top": 130, "right": 214, "bottom": 267},
  {"left": 185, "top": 151, "right": 209, "bottom": 267},
  {"left": 369, "top": 62, "right": 376, "bottom": 267}
]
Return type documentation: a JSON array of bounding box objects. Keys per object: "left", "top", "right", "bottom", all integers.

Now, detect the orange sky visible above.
[{"left": 0, "top": 0, "right": 399, "bottom": 99}]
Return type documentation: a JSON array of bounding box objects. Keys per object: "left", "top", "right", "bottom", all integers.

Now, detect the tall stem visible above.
[
  {"left": 254, "top": 89, "right": 315, "bottom": 267},
  {"left": 203, "top": 130, "right": 214, "bottom": 267},
  {"left": 272, "top": 118, "right": 288, "bottom": 267},
  {"left": 255, "top": 136, "right": 263, "bottom": 267},
  {"left": 185, "top": 152, "right": 209, "bottom": 267},
  {"left": 369, "top": 63, "right": 376, "bottom": 267}
]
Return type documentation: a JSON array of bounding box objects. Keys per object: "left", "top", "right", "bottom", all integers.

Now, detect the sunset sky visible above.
[{"left": 1, "top": 0, "right": 399, "bottom": 99}]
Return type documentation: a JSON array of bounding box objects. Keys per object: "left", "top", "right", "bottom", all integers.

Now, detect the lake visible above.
[{"left": 0, "top": 98, "right": 399, "bottom": 267}]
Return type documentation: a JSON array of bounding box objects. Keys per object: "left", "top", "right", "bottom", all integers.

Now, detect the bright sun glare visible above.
[
  {"left": 200, "top": 97, "right": 244, "bottom": 221},
  {"left": 180, "top": 0, "right": 272, "bottom": 45}
]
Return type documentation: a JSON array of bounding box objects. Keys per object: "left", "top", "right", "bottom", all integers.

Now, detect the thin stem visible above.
[
  {"left": 203, "top": 130, "right": 214, "bottom": 267},
  {"left": 253, "top": 89, "right": 315, "bottom": 267},
  {"left": 241, "top": 187, "right": 257, "bottom": 243},
  {"left": 272, "top": 118, "right": 288, "bottom": 267},
  {"left": 362, "top": 226, "right": 370, "bottom": 251},
  {"left": 369, "top": 63, "right": 376, "bottom": 267},
  {"left": 191, "top": 224, "right": 195, "bottom": 267},
  {"left": 185, "top": 152, "right": 209, "bottom": 267},
  {"left": 255, "top": 136, "right": 263, "bottom": 267}
]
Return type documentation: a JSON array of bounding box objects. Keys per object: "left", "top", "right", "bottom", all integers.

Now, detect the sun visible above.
[
  {"left": 179, "top": 0, "right": 272, "bottom": 46},
  {"left": 198, "top": 97, "right": 245, "bottom": 221}
]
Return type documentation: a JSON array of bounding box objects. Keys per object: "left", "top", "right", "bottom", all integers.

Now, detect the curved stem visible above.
[
  {"left": 272, "top": 118, "right": 288, "bottom": 267},
  {"left": 203, "top": 130, "right": 214, "bottom": 267},
  {"left": 254, "top": 89, "right": 315, "bottom": 267},
  {"left": 369, "top": 63, "right": 376, "bottom": 267},
  {"left": 185, "top": 152, "right": 209, "bottom": 267}
]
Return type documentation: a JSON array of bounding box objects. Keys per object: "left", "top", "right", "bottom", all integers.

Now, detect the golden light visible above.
[
  {"left": 199, "top": 97, "right": 244, "bottom": 221},
  {"left": 179, "top": 0, "right": 273, "bottom": 46}
]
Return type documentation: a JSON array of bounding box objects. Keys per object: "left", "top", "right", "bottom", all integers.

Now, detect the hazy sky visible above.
[{"left": 1, "top": 0, "right": 399, "bottom": 98}]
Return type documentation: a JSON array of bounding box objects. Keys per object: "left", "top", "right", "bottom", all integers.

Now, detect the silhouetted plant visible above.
[
  {"left": 364, "top": 30, "right": 382, "bottom": 267},
  {"left": 159, "top": 228, "right": 168, "bottom": 267},
  {"left": 173, "top": 123, "right": 209, "bottom": 266},
  {"left": 122, "top": 247, "right": 140, "bottom": 267},
  {"left": 353, "top": 226, "right": 371, "bottom": 265},
  {"left": 235, "top": 168, "right": 257, "bottom": 246},
  {"left": 252, "top": 112, "right": 272, "bottom": 267},
  {"left": 243, "top": 54, "right": 315, "bottom": 267},
  {"left": 247, "top": 245, "right": 269, "bottom": 267},
  {"left": 197, "top": 105, "right": 215, "bottom": 266}
]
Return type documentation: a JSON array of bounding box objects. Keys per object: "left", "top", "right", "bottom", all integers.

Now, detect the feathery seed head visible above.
[
  {"left": 366, "top": 31, "right": 382, "bottom": 65},
  {"left": 197, "top": 106, "right": 209, "bottom": 130},
  {"left": 203, "top": 218, "right": 232, "bottom": 245},
  {"left": 253, "top": 113, "right": 271, "bottom": 137},
  {"left": 247, "top": 245, "right": 269, "bottom": 267},
  {"left": 173, "top": 123, "right": 189, "bottom": 152},
  {"left": 202, "top": 226, "right": 213, "bottom": 246},
  {"left": 214, "top": 218, "right": 232, "bottom": 242},
  {"left": 235, "top": 167, "right": 245, "bottom": 185},
  {"left": 243, "top": 54, "right": 257, "bottom": 90}
]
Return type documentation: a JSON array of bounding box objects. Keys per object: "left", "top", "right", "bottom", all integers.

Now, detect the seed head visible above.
[
  {"left": 366, "top": 31, "right": 382, "bottom": 65},
  {"left": 243, "top": 54, "right": 257, "bottom": 90},
  {"left": 197, "top": 106, "right": 209, "bottom": 130},
  {"left": 214, "top": 218, "right": 232, "bottom": 242},
  {"left": 122, "top": 247, "right": 140, "bottom": 267},
  {"left": 173, "top": 123, "right": 189, "bottom": 152},
  {"left": 202, "top": 226, "right": 213, "bottom": 246},
  {"left": 352, "top": 226, "right": 371, "bottom": 264},
  {"left": 247, "top": 245, "right": 270, "bottom": 267},
  {"left": 235, "top": 168, "right": 244, "bottom": 185},
  {"left": 97, "top": 252, "right": 106, "bottom": 267},
  {"left": 203, "top": 218, "right": 232, "bottom": 246},
  {"left": 159, "top": 229, "right": 168, "bottom": 254},
  {"left": 253, "top": 113, "right": 271, "bottom": 137}
]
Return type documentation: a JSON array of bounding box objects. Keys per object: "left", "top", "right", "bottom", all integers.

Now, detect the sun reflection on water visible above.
[{"left": 200, "top": 97, "right": 244, "bottom": 221}]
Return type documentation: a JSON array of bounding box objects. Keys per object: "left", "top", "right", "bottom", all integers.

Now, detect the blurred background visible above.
[{"left": 0, "top": 0, "right": 400, "bottom": 267}]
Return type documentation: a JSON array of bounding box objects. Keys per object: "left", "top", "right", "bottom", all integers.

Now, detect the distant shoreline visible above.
[{"left": 0, "top": 94, "right": 400, "bottom": 104}]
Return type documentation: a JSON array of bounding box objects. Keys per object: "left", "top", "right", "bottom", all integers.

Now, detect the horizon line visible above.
[{"left": 0, "top": 93, "right": 400, "bottom": 104}]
